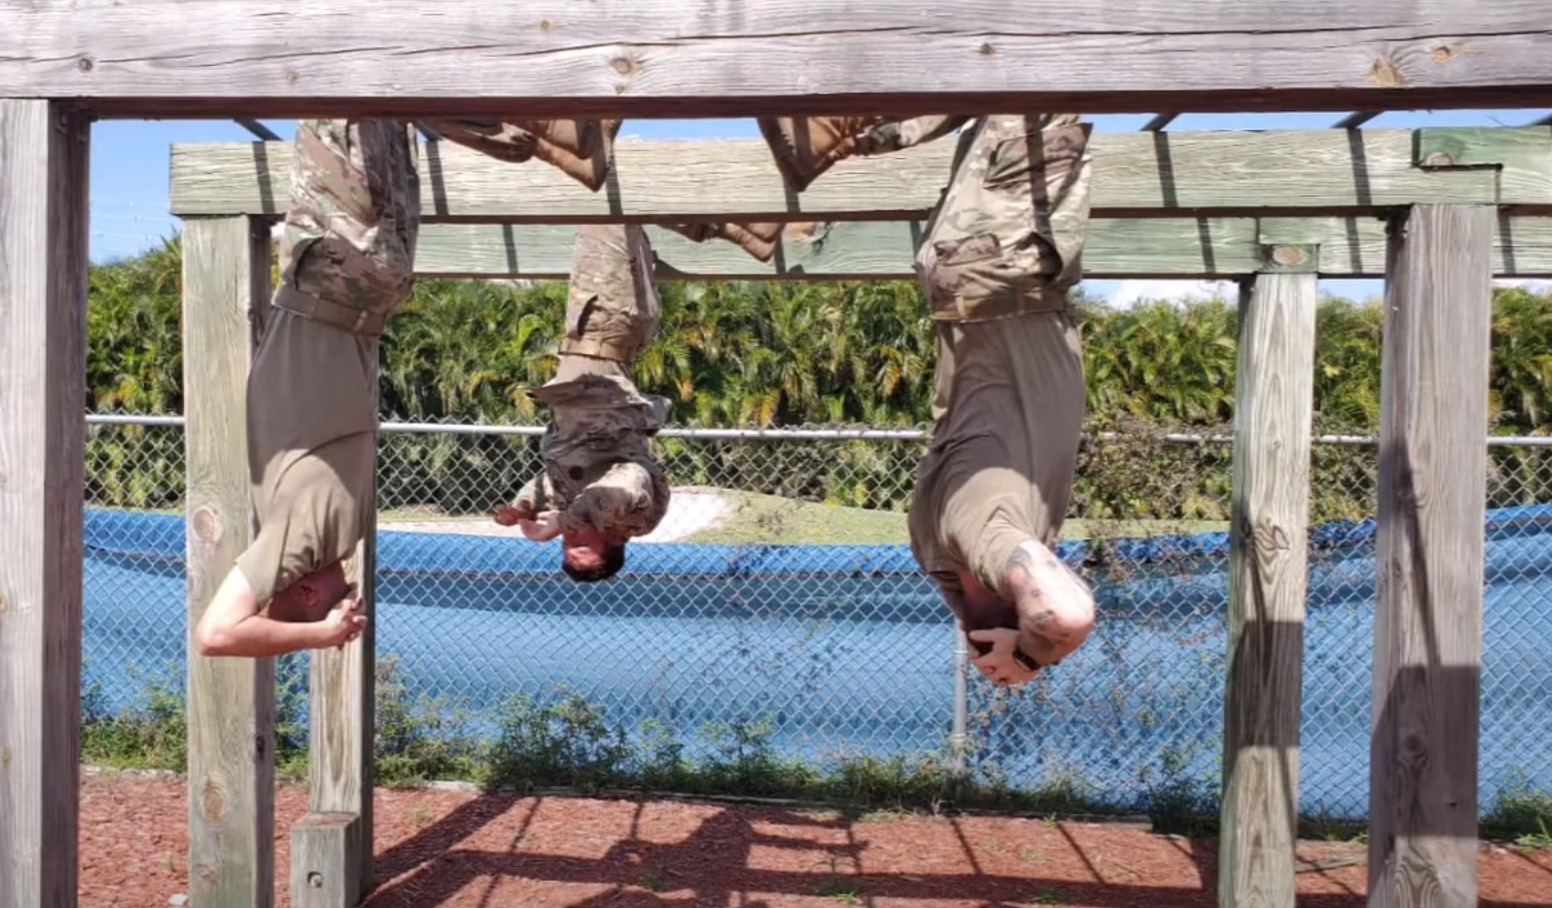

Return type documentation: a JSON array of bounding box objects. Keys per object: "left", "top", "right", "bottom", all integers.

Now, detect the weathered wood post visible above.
[
  {"left": 1219, "top": 241, "right": 1318, "bottom": 908},
  {"left": 290, "top": 529, "right": 377, "bottom": 908},
  {"left": 0, "top": 97, "right": 91, "bottom": 908},
  {"left": 182, "top": 214, "right": 278, "bottom": 908},
  {"left": 1369, "top": 204, "right": 1493, "bottom": 908},
  {"left": 289, "top": 331, "right": 380, "bottom": 908}
]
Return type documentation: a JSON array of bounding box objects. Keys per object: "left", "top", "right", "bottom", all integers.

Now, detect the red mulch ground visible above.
[{"left": 81, "top": 770, "right": 1552, "bottom": 908}]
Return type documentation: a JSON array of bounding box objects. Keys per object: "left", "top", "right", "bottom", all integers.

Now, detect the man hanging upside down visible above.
[
  {"left": 192, "top": 116, "right": 633, "bottom": 656},
  {"left": 193, "top": 117, "right": 422, "bottom": 657},
  {"left": 493, "top": 223, "right": 672, "bottom": 583},
  {"left": 759, "top": 113, "right": 1100, "bottom": 685}
]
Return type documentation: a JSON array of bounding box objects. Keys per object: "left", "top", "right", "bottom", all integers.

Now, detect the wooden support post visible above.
[
  {"left": 182, "top": 216, "right": 276, "bottom": 908},
  {"left": 0, "top": 98, "right": 90, "bottom": 908},
  {"left": 1219, "top": 245, "right": 1318, "bottom": 908},
  {"left": 1369, "top": 205, "right": 1493, "bottom": 908},
  {"left": 290, "top": 813, "right": 364, "bottom": 908},
  {"left": 291, "top": 370, "right": 378, "bottom": 906}
]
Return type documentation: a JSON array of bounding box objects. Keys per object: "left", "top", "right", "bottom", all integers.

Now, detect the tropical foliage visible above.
[{"left": 84, "top": 237, "right": 1552, "bottom": 520}]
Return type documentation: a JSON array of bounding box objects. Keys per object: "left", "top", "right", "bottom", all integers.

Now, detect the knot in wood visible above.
[
  {"left": 192, "top": 507, "right": 220, "bottom": 545},
  {"left": 1270, "top": 246, "right": 1305, "bottom": 267},
  {"left": 308, "top": 872, "right": 323, "bottom": 888},
  {"left": 610, "top": 57, "right": 638, "bottom": 76},
  {"left": 538, "top": 19, "right": 552, "bottom": 30},
  {"left": 979, "top": 42, "right": 996, "bottom": 56},
  {"left": 1431, "top": 45, "right": 1454, "bottom": 63},
  {"left": 200, "top": 780, "right": 226, "bottom": 821},
  {"left": 1368, "top": 57, "right": 1405, "bottom": 88},
  {"left": 76, "top": 56, "right": 94, "bottom": 73}
]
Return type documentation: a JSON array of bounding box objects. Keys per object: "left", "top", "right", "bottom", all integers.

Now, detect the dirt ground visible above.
[{"left": 81, "top": 771, "right": 1552, "bottom": 908}]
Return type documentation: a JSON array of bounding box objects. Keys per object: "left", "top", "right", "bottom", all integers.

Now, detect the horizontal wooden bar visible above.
[
  {"left": 6, "top": 1, "right": 1552, "bottom": 118},
  {"left": 405, "top": 216, "right": 1552, "bottom": 280},
  {"left": 170, "top": 128, "right": 1552, "bottom": 221}
]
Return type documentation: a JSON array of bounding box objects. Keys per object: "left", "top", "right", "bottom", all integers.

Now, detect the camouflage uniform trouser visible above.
[
  {"left": 270, "top": 118, "right": 421, "bottom": 335},
  {"left": 513, "top": 225, "right": 672, "bottom": 539}
]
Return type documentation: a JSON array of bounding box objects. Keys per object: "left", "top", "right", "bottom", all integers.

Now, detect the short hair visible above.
[{"left": 562, "top": 541, "right": 627, "bottom": 583}]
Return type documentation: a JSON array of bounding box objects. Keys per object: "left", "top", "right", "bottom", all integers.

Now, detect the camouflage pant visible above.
[
  {"left": 913, "top": 115, "right": 1093, "bottom": 325},
  {"left": 272, "top": 118, "right": 422, "bottom": 336},
  {"left": 558, "top": 224, "right": 662, "bottom": 364}
]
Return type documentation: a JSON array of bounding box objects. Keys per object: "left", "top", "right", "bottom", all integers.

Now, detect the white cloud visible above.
[
  {"left": 1103, "top": 279, "right": 1239, "bottom": 308},
  {"left": 1494, "top": 278, "right": 1551, "bottom": 292}
]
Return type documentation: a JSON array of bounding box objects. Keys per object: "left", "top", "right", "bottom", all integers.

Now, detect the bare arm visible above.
[
  {"left": 193, "top": 566, "right": 364, "bottom": 658},
  {"left": 1003, "top": 541, "right": 1096, "bottom": 666}
]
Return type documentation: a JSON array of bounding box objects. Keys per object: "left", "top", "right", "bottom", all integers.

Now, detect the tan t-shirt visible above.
[
  {"left": 234, "top": 310, "right": 378, "bottom": 605},
  {"left": 906, "top": 311, "right": 1085, "bottom": 605}
]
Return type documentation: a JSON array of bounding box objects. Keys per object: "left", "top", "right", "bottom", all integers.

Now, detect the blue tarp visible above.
[{"left": 80, "top": 504, "right": 1552, "bottom": 818}]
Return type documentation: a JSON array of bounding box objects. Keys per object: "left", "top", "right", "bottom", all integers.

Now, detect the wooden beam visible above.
[
  {"left": 398, "top": 216, "right": 1552, "bottom": 281},
  {"left": 170, "top": 128, "right": 1552, "bottom": 221},
  {"left": 6, "top": 1, "right": 1552, "bottom": 118},
  {"left": 1219, "top": 247, "right": 1318, "bottom": 908},
  {"left": 182, "top": 216, "right": 276, "bottom": 908},
  {"left": 0, "top": 99, "right": 89, "bottom": 908},
  {"left": 1369, "top": 204, "right": 1493, "bottom": 908},
  {"left": 292, "top": 378, "right": 378, "bottom": 905}
]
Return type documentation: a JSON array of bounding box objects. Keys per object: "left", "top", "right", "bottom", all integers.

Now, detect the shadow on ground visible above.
[{"left": 358, "top": 791, "right": 1552, "bottom": 908}]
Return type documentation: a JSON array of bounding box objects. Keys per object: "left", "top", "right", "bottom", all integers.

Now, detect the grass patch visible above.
[
  {"left": 682, "top": 491, "right": 911, "bottom": 545},
  {"left": 681, "top": 490, "right": 1231, "bottom": 546},
  {"left": 1483, "top": 771, "right": 1552, "bottom": 846},
  {"left": 80, "top": 658, "right": 1552, "bottom": 847},
  {"left": 79, "top": 667, "right": 1127, "bottom": 821}
]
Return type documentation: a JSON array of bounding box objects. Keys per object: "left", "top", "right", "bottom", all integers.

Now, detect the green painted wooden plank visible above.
[
  {"left": 1415, "top": 126, "right": 1552, "bottom": 208},
  {"left": 168, "top": 128, "right": 1524, "bottom": 220},
  {"left": 406, "top": 216, "right": 1552, "bottom": 280}
]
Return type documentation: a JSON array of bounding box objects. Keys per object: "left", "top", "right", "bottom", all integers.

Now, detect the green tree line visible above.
[{"left": 85, "top": 236, "right": 1552, "bottom": 522}]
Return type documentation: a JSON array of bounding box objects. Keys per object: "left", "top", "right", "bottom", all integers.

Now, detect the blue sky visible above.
[{"left": 91, "top": 107, "right": 1550, "bottom": 305}]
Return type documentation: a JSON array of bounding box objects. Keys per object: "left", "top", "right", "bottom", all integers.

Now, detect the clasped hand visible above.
[
  {"left": 494, "top": 502, "right": 563, "bottom": 541},
  {"left": 966, "top": 626, "right": 1040, "bottom": 685}
]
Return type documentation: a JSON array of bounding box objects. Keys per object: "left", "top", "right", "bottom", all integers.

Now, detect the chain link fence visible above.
[{"left": 79, "top": 411, "right": 1552, "bottom": 823}]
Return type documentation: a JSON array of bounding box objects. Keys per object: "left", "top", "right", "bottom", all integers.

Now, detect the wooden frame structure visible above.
[{"left": 3, "top": 3, "right": 1550, "bottom": 907}]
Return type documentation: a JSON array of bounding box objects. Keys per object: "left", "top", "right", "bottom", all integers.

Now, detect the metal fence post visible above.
[{"left": 951, "top": 625, "right": 969, "bottom": 782}]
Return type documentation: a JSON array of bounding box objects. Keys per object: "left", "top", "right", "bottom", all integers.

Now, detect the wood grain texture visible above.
[
  {"left": 168, "top": 128, "right": 1538, "bottom": 220},
  {"left": 289, "top": 813, "right": 362, "bottom": 908},
  {"left": 181, "top": 216, "right": 276, "bottom": 908},
  {"left": 1414, "top": 126, "right": 1552, "bottom": 208},
  {"left": 403, "top": 216, "right": 1552, "bottom": 280},
  {"left": 5, "top": 1, "right": 1552, "bottom": 116},
  {"left": 0, "top": 99, "right": 89, "bottom": 908},
  {"left": 1219, "top": 268, "right": 1317, "bottom": 908},
  {"left": 296, "top": 361, "right": 377, "bottom": 907},
  {"left": 1369, "top": 205, "right": 1493, "bottom": 908}
]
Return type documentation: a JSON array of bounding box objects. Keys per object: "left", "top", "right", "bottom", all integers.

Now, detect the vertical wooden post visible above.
[
  {"left": 0, "top": 98, "right": 90, "bottom": 908},
  {"left": 1369, "top": 204, "right": 1492, "bottom": 908},
  {"left": 291, "top": 362, "right": 378, "bottom": 908},
  {"left": 183, "top": 215, "right": 277, "bottom": 908},
  {"left": 1219, "top": 247, "right": 1318, "bottom": 908}
]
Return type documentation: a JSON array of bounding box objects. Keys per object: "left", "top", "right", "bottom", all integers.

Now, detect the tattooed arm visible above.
[{"left": 1001, "top": 539, "right": 1096, "bottom": 667}]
